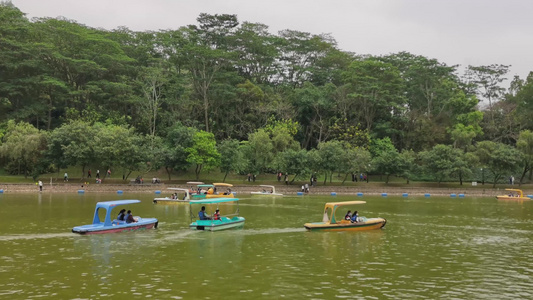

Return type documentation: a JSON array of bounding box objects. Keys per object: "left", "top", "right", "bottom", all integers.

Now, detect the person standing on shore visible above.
[
  {"left": 38, "top": 180, "right": 43, "bottom": 192},
  {"left": 96, "top": 170, "right": 100, "bottom": 179},
  {"left": 64, "top": 173, "right": 68, "bottom": 182},
  {"left": 87, "top": 169, "right": 91, "bottom": 178}
]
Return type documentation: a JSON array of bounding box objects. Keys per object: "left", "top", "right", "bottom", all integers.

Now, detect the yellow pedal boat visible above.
[
  {"left": 496, "top": 189, "right": 530, "bottom": 201},
  {"left": 304, "top": 201, "right": 386, "bottom": 231}
]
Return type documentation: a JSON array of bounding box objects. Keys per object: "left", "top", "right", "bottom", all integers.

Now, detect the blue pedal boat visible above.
[
  {"left": 72, "top": 200, "right": 158, "bottom": 235},
  {"left": 189, "top": 198, "right": 245, "bottom": 231}
]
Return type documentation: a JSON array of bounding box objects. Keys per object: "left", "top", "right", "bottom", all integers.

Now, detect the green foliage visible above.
[
  {"left": 218, "top": 139, "right": 246, "bottom": 181},
  {"left": 330, "top": 120, "right": 370, "bottom": 149},
  {"left": 242, "top": 128, "right": 273, "bottom": 174},
  {"left": 419, "top": 145, "right": 463, "bottom": 183},
  {"left": 475, "top": 141, "right": 522, "bottom": 187},
  {"left": 1, "top": 4, "right": 531, "bottom": 183},
  {"left": 264, "top": 115, "right": 298, "bottom": 137},
  {"left": 0, "top": 120, "right": 47, "bottom": 178},
  {"left": 314, "top": 140, "right": 345, "bottom": 184},
  {"left": 46, "top": 120, "right": 96, "bottom": 177},
  {"left": 514, "top": 130, "right": 533, "bottom": 184},
  {"left": 275, "top": 149, "right": 309, "bottom": 183},
  {"left": 369, "top": 137, "right": 396, "bottom": 158},
  {"left": 339, "top": 146, "right": 372, "bottom": 184},
  {"left": 186, "top": 130, "right": 221, "bottom": 179},
  {"left": 371, "top": 143, "right": 401, "bottom": 184}
]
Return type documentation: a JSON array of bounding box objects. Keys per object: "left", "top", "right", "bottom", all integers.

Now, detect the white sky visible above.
[{"left": 11, "top": 0, "right": 533, "bottom": 85}]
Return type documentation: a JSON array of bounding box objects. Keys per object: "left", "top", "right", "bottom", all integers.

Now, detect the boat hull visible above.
[
  {"left": 304, "top": 218, "right": 386, "bottom": 231},
  {"left": 72, "top": 218, "right": 158, "bottom": 235},
  {"left": 153, "top": 198, "right": 189, "bottom": 204},
  {"left": 496, "top": 196, "right": 530, "bottom": 201},
  {"left": 250, "top": 192, "right": 283, "bottom": 196},
  {"left": 190, "top": 217, "right": 245, "bottom": 231},
  {"left": 205, "top": 193, "right": 235, "bottom": 199}
]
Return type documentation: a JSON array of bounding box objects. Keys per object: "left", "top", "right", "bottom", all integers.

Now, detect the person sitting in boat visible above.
[
  {"left": 199, "top": 206, "right": 211, "bottom": 220},
  {"left": 344, "top": 210, "right": 352, "bottom": 221},
  {"left": 125, "top": 210, "right": 137, "bottom": 223},
  {"left": 213, "top": 209, "right": 220, "bottom": 220},
  {"left": 117, "top": 209, "right": 126, "bottom": 221},
  {"left": 207, "top": 187, "right": 214, "bottom": 194},
  {"left": 351, "top": 211, "right": 359, "bottom": 223}
]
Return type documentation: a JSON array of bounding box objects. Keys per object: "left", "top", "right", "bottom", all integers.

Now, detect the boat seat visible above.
[{"left": 221, "top": 217, "right": 231, "bottom": 221}]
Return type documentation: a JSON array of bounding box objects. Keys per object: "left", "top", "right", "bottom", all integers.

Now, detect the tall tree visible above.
[
  {"left": 475, "top": 141, "right": 522, "bottom": 187},
  {"left": 465, "top": 64, "right": 509, "bottom": 124},
  {"left": 186, "top": 130, "right": 221, "bottom": 180},
  {"left": 0, "top": 120, "right": 47, "bottom": 178},
  {"left": 218, "top": 139, "right": 246, "bottom": 182},
  {"left": 516, "top": 130, "right": 533, "bottom": 184}
]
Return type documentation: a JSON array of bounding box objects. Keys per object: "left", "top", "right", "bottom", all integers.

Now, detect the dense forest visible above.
[{"left": 2, "top": 2, "right": 533, "bottom": 186}]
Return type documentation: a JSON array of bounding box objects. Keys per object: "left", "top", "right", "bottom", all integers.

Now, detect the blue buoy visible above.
[
  {"left": 527, "top": 195, "right": 533, "bottom": 199},
  {"left": 381, "top": 193, "right": 387, "bottom": 197},
  {"left": 297, "top": 192, "right": 303, "bottom": 195},
  {"left": 0, "top": 189, "right": 3, "bottom": 193},
  {"left": 450, "top": 193, "right": 456, "bottom": 197},
  {"left": 402, "top": 193, "right": 408, "bottom": 197},
  {"left": 155, "top": 190, "right": 161, "bottom": 194},
  {"left": 331, "top": 192, "right": 337, "bottom": 196},
  {"left": 459, "top": 194, "right": 465, "bottom": 198},
  {"left": 357, "top": 192, "right": 363, "bottom": 197},
  {"left": 117, "top": 190, "right": 123, "bottom": 194},
  {"left": 425, "top": 193, "right": 430, "bottom": 197},
  {"left": 77, "top": 190, "right": 85, "bottom": 194}
]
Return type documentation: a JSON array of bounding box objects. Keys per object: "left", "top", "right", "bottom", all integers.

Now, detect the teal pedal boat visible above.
[
  {"left": 72, "top": 200, "right": 158, "bottom": 235},
  {"left": 189, "top": 198, "right": 245, "bottom": 231}
]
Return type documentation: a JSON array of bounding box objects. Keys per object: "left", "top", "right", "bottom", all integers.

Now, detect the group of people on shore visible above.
[{"left": 116, "top": 209, "right": 137, "bottom": 223}]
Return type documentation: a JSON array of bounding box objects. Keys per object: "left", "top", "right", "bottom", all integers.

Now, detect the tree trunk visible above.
[
  {"left": 165, "top": 167, "right": 172, "bottom": 181},
  {"left": 223, "top": 171, "right": 228, "bottom": 183},
  {"left": 195, "top": 164, "right": 202, "bottom": 180},
  {"left": 385, "top": 174, "right": 390, "bottom": 184},
  {"left": 519, "top": 164, "right": 529, "bottom": 186},
  {"left": 341, "top": 173, "right": 348, "bottom": 185},
  {"left": 203, "top": 91, "right": 209, "bottom": 132},
  {"left": 125, "top": 170, "right": 132, "bottom": 180}
]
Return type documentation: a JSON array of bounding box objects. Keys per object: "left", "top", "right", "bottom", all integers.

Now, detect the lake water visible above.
[{"left": 0, "top": 192, "right": 532, "bottom": 299}]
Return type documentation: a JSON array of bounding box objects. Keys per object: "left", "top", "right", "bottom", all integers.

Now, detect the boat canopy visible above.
[
  {"left": 190, "top": 197, "right": 239, "bottom": 204},
  {"left": 93, "top": 200, "right": 141, "bottom": 226},
  {"left": 504, "top": 189, "right": 524, "bottom": 196},
  {"left": 212, "top": 183, "right": 233, "bottom": 187},
  {"left": 325, "top": 201, "right": 366, "bottom": 209},
  {"left": 197, "top": 184, "right": 214, "bottom": 188},
  {"left": 96, "top": 200, "right": 140, "bottom": 209},
  {"left": 168, "top": 188, "right": 189, "bottom": 191}
]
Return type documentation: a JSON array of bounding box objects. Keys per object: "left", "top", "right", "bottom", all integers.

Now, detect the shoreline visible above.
[{"left": 0, "top": 183, "right": 527, "bottom": 197}]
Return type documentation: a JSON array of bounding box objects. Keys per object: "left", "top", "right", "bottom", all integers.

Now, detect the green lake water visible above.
[{"left": 0, "top": 192, "right": 532, "bottom": 299}]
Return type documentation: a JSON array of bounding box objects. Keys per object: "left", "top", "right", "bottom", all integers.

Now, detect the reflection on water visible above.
[{"left": 0, "top": 193, "right": 532, "bottom": 298}]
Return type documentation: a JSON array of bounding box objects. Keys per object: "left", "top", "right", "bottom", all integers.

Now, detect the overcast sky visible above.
[{"left": 11, "top": 0, "right": 533, "bottom": 86}]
